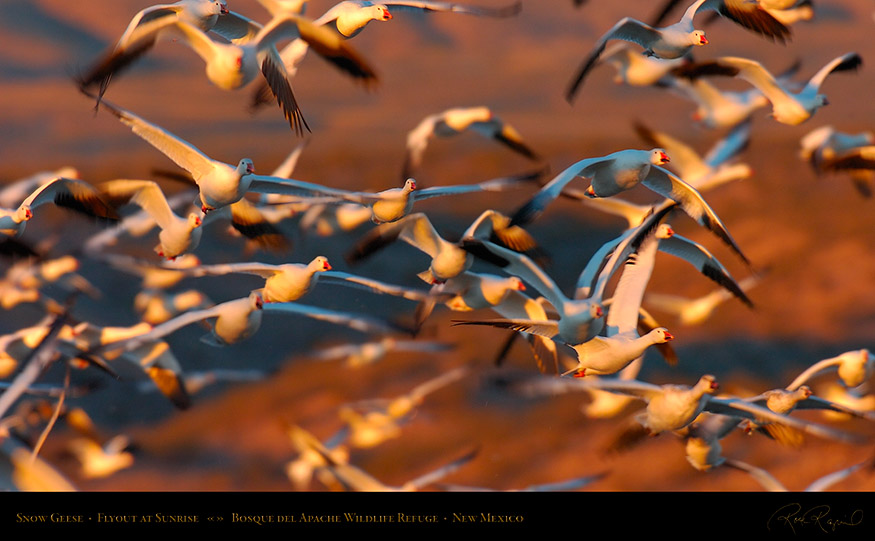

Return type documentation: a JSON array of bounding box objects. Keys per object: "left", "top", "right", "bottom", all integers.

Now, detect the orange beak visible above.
[
  {"left": 699, "top": 36, "right": 708, "bottom": 45},
  {"left": 659, "top": 151, "right": 670, "bottom": 163},
  {"left": 664, "top": 331, "right": 674, "bottom": 341}
]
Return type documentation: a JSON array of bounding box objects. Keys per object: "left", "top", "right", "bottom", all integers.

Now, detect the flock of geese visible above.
[{"left": 2, "top": 0, "right": 875, "bottom": 492}]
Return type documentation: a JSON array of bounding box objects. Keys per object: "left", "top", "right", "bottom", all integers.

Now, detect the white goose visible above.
[
  {"left": 0, "top": 177, "right": 118, "bottom": 238},
  {"left": 283, "top": 171, "right": 539, "bottom": 225},
  {"left": 704, "top": 52, "right": 862, "bottom": 125},
  {"left": 511, "top": 149, "right": 750, "bottom": 266},
  {"left": 738, "top": 385, "right": 875, "bottom": 446},
  {"left": 565, "top": 230, "right": 673, "bottom": 377},
  {"left": 646, "top": 274, "right": 761, "bottom": 326},
  {"left": 633, "top": 119, "right": 753, "bottom": 191},
  {"left": 91, "top": 290, "right": 404, "bottom": 350},
  {"left": 786, "top": 349, "right": 874, "bottom": 390},
  {"left": 575, "top": 375, "right": 867, "bottom": 443},
  {"left": 248, "top": 1, "right": 522, "bottom": 108},
  {"left": 332, "top": 367, "right": 468, "bottom": 449},
  {"left": 92, "top": 97, "right": 338, "bottom": 212},
  {"left": 347, "top": 209, "right": 536, "bottom": 284},
  {"left": 457, "top": 206, "right": 676, "bottom": 346},
  {"left": 170, "top": 255, "right": 433, "bottom": 303},
  {"left": 565, "top": 0, "right": 789, "bottom": 102},
  {"left": 81, "top": 12, "right": 377, "bottom": 134},
  {"left": 402, "top": 106, "right": 541, "bottom": 179},
  {"left": 311, "top": 1, "right": 522, "bottom": 38},
  {"left": 307, "top": 337, "right": 454, "bottom": 367},
  {"left": 99, "top": 180, "right": 202, "bottom": 259},
  {"left": 78, "top": 0, "right": 257, "bottom": 98}
]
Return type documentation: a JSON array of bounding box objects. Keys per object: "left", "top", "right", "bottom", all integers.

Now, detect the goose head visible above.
[{"left": 650, "top": 148, "right": 670, "bottom": 166}]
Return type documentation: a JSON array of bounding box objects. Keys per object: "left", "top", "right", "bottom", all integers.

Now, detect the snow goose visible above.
[
  {"left": 306, "top": 337, "right": 454, "bottom": 367},
  {"left": 77, "top": 1, "right": 257, "bottom": 98},
  {"left": 81, "top": 13, "right": 377, "bottom": 135},
  {"left": 134, "top": 289, "right": 214, "bottom": 325},
  {"left": 738, "top": 385, "right": 875, "bottom": 446},
  {"left": 513, "top": 152, "right": 750, "bottom": 266},
  {"left": 347, "top": 209, "right": 536, "bottom": 284},
  {"left": 646, "top": 273, "right": 760, "bottom": 326},
  {"left": 786, "top": 349, "right": 874, "bottom": 390},
  {"left": 66, "top": 433, "right": 134, "bottom": 480},
  {"left": 92, "top": 291, "right": 406, "bottom": 350},
  {"left": 458, "top": 205, "right": 675, "bottom": 346},
  {"left": 0, "top": 167, "right": 80, "bottom": 209},
  {"left": 99, "top": 180, "right": 203, "bottom": 259},
  {"left": 799, "top": 125, "right": 873, "bottom": 173},
  {"left": 306, "top": 444, "right": 477, "bottom": 492},
  {"left": 816, "top": 144, "right": 875, "bottom": 197},
  {"left": 0, "top": 177, "right": 118, "bottom": 239},
  {"left": 90, "top": 97, "right": 336, "bottom": 212},
  {"left": 169, "top": 255, "right": 433, "bottom": 303},
  {"left": 281, "top": 170, "right": 541, "bottom": 225},
  {"left": 95, "top": 253, "right": 202, "bottom": 290},
  {"left": 332, "top": 367, "right": 468, "bottom": 449},
  {"left": 575, "top": 374, "right": 867, "bottom": 443},
  {"left": 248, "top": 1, "right": 521, "bottom": 108},
  {"left": 702, "top": 52, "right": 863, "bottom": 125},
  {"left": 304, "top": 1, "right": 522, "bottom": 39},
  {"left": 402, "top": 106, "right": 541, "bottom": 179},
  {"left": 565, "top": 230, "right": 673, "bottom": 377},
  {"left": 593, "top": 43, "right": 691, "bottom": 88},
  {"left": 633, "top": 119, "right": 753, "bottom": 191},
  {"left": 565, "top": 0, "right": 790, "bottom": 102}
]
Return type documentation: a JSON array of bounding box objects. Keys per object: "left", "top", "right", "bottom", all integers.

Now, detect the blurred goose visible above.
[
  {"left": 0, "top": 166, "right": 81, "bottom": 209},
  {"left": 702, "top": 52, "right": 862, "bottom": 125},
  {"left": 565, "top": 0, "right": 790, "bottom": 102},
  {"left": 0, "top": 177, "right": 118, "bottom": 238},
  {"left": 332, "top": 367, "right": 468, "bottom": 449},
  {"left": 249, "top": 1, "right": 521, "bottom": 108},
  {"left": 646, "top": 274, "right": 761, "bottom": 326},
  {"left": 100, "top": 180, "right": 202, "bottom": 259},
  {"left": 593, "top": 43, "right": 691, "bottom": 87},
  {"left": 93, "top": 291, "right": 404, "bottom": 350},
  {"left": 818, "top": 153, "right": 875, "bottom": 198},
  {"left": 633, "top": 119, "right": 753, "bottom": 190},
  {"left": 799, "top": 125, "right": 873, "bottom": 173},
  {"left": 78, "top": 0, "right": 258, "bottom": 98},
  {"left": 134, "top": 289, "right": 214, "bottom": 325},
  {"left": 307, "top": 337, "right": 454, "bottom": 367},
  {"left": 402, "top": 106, "right": 540, "bottom": 179},
  {"left": 725, "top": 456, "right": 875, "bottom": 492},
  {"left": 787, "top": 349, "right": 874, "bottom": 390},
  {"left": 576, "top": 374, "right": 866, "bottom": 443},
  {"left": 80, "top": 12, "right": 377, "bottom": 134}
]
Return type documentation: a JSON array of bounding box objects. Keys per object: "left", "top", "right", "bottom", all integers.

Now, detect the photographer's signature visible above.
[{"left": 767, "top": 503, "right": 863, "bottom": 534}]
